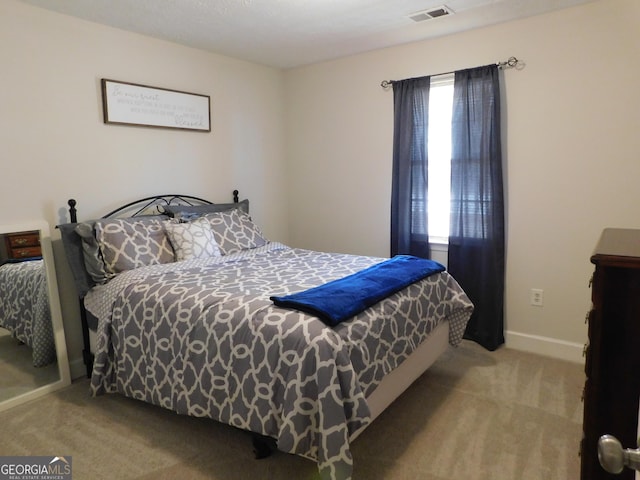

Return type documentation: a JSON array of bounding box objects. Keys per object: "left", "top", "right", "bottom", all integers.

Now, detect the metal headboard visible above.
[{"left": 67, "top": 190, "right": 239, "bottom": 223}]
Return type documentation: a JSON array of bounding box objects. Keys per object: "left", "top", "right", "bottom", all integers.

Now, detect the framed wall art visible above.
[{"left": 101, "top": 79, "right": 211, "bottom": 132}]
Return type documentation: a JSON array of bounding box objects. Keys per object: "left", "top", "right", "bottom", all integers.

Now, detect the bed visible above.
[
  {"left": 58, "top": 192, "right": 473, "bottom": 480},
  {"left": 0, "top": 259, "right": 56, "bottom": 367}
]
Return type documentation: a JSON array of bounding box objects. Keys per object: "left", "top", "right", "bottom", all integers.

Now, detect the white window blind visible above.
[{"left": 427, "top": 73, "right": 454, "bottom": 244}]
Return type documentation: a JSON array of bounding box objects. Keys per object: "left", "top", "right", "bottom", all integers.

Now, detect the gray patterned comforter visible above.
[
  {"left": 0, "top": 260, "right": 55, "bottom": 367},
  {"left": 85, "top": 243, "right": 473, "bottom": 479}
]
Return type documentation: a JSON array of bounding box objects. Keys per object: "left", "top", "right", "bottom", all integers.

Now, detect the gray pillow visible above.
[
  {"left": 60, "top": 214, "right": 173, "bottom": 294},
  {"left": 57, "top": 222, "right": 95, "bottom": 297},
  {"left": 95, "top": 217, "right": 175, "bottom": 274},
  {"left": 74, "top": 221, "right": 112, "bottom": 285},
  {"left": 203, "top": 209, "right": 267, "bottom": 255},
  {"left": 162, "top": 199, "right": 249, "bottom": 219}
]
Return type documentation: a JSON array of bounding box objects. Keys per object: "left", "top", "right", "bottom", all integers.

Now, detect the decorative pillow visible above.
[
  {"left": 95, "top": 217, "right": 175, "bottom": 274},
  {"left": 164, "top": 217, "right": 221, "bottom": 261},
  {"left": 204, "top": 209, "right": 267, "bottom": 255},
  {"left": 162, "top": 199, "right": 249, "bottom": 219}
]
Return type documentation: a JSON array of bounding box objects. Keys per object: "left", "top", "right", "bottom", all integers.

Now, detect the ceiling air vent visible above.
[{"left": 409, "top": 5, "right": 454, "bottom": 22}]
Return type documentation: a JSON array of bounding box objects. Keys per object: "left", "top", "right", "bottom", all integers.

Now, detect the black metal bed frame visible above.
[
  {"left": 66, "top": 191, "right": 239, "bottom": 378},
  {"left": 68, "top": 190, "right": 239, "bottom": 223}
]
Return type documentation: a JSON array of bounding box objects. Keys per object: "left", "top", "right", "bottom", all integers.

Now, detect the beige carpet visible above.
[{"left": 0, "top": 341, "right": 584, "bottom": 479}]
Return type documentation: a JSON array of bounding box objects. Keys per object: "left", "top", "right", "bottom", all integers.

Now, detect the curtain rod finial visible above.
[{"left": 498, "top": 56, "right": 523, "bottom": 70}]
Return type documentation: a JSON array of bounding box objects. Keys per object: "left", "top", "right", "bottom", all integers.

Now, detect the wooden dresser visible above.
[
  {"left": 3, "top": 230, "right": 42, "bottom": 261},
  {"left": 582, "top": 228, "right": 640, "bottom": 479}
]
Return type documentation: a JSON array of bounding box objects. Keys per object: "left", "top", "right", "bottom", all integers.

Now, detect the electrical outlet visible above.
[{"left": 530, "top": 288, "right": 544, "bottom": 307}]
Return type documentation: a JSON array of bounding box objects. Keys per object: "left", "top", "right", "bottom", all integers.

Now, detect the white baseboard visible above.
[{"left": 505, "top": 330, "right": 585, "bottom": 364}]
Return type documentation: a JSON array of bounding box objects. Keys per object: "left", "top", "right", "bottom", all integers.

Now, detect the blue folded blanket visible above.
[{"left": 270, "top": 255, "right": 445, "bottom": 327}]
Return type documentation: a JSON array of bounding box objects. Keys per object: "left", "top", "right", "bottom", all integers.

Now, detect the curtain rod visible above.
[{"left": 380, "top": 56, "right": 522, "bottom": 89}]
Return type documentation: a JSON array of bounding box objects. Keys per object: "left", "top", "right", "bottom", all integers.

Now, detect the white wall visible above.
[
  {"left": 284, "top": 0, "right": 640, "bottom": 362},
  {"left": 3, "top": 0, "right": 638, "bottom": 374},
  {"left": 1, "top": 0, "right": 288, "bottom": 376}
]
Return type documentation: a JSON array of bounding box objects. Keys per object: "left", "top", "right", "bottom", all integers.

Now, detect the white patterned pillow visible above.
[
  {"left": 204, "top": 209, "right": 267, "bottom": 255},
  {"left": 164, "top": 217, "right": 221, "bottom": 261},
  {"left": 95, "top": 217, "right": 175, "bottom": 274}
]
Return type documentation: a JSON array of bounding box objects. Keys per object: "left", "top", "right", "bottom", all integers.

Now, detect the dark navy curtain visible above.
[
  {"left": 390, "top": 77, "right": 431, "bottom": 258},
  {"left": 448, "top": 65, "right": 505, "bottom": 351}
]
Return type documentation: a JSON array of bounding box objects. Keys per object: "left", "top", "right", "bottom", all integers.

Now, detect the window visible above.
[{"left": 427, "top": 74, "right": 454, "bottom": 244}]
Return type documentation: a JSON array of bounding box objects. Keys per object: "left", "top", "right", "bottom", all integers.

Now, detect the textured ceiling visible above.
[{"left": 18, "top": 0, "right": 597, "bottom": 69}]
